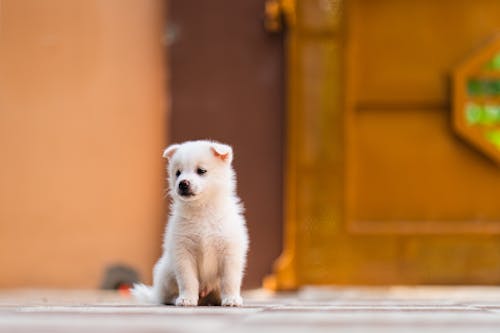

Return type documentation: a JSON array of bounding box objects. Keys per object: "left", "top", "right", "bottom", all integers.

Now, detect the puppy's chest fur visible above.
[
  {"left": 196, "top": 232, "right": 222, "bottom": 282},
  {"left": 174, "top": 216, "right": 228, "bottom": 282}
]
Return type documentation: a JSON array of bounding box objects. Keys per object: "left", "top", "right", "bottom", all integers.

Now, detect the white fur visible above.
[{"left": 132, "top": 140, "right": 249, "bottom": 307}]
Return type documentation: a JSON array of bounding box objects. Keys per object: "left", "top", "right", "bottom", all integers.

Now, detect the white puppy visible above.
[{"left": 132, "top": 140, "right": 249, "bottom": 306}]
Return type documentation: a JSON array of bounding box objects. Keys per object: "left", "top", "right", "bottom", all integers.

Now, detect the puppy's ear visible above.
[
  {"left": 163, "top": 144, "right": 180, "bottom": 159},
  {"left": 210, "top": 142, "right": 233, "bottom": 163}
]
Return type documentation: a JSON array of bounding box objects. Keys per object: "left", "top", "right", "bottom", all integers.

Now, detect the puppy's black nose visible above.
[{"left": 179, "top": 180, "right": 190, "bottom": 191}]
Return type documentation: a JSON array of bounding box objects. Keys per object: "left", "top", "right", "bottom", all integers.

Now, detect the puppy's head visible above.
[{"left": 163, "top": 140, "right": 234, "bottom": 202}]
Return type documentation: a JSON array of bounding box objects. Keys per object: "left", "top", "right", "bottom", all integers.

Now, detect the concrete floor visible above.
[{"left": 1, "top": 287, "right": 500, "bottom": 332}]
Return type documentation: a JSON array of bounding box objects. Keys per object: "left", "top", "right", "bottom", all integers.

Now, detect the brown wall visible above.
[
  {"left": 169, "top": 0, "right": 284, "bottom": 288},
  {"left": 0, "top": 0, "right": 167, "bottom": 288}
]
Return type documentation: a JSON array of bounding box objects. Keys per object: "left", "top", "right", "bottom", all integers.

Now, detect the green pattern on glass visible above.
[
  {"left": 467, "top": 79, "right": 500, "bottom": 96},
  {"left": 486, "top": 130, "right": 500, "bottom": 149},
  {"left": 483, "top": 52, "right": 500, "bottom": 71},
  {"left": 484, "top": 105, "right": 500, "bottom": 124},
  {"left": 465, "top": 102, "right": 500, "bottom": 125},
  {"left": 466, "top": 103, "right": 482, "bottom": 125}
]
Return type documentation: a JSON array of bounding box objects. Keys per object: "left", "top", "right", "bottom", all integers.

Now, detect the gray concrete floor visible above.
[{"left": 1, "top": 287, "right": 500, "bottom": 332}]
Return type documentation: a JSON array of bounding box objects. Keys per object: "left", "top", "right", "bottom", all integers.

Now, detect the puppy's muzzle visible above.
[{"left": 178, "top": 180, "right": 194, "bottom": 197}]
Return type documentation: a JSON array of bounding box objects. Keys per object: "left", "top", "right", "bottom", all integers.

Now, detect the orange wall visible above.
[{"left": 0, "top": 0, "right": 168, "bottom": 288}]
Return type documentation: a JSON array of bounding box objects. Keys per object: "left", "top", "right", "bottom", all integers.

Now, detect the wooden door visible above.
[
  {"left": 266, "top": 0, "right": 500, "bottom": 289},
  {"left": 168, "top": 0, "right": 284, "bottom": 288}
]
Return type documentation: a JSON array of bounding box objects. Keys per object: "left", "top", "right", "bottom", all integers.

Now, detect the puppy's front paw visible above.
[
  {"left": 175, "top": 296, "right": 198, "bottom": 306},
  {"left": 221, "top": 295, "right": 243, "bottom": 307}
]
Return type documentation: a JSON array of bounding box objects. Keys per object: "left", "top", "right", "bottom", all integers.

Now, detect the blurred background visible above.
[
  {"left": 0, "top": 0, "right": 283, "bottom": 290},
  {"left": 1, "top": 0, "right": 500, "bottom": 291}
]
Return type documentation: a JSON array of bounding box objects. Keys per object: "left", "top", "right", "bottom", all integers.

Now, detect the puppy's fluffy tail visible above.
[{"left": 131, "top": 283, "right": 157, "bottom": 304}]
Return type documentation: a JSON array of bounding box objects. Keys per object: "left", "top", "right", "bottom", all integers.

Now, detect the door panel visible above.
[
  {"left": 351, "top": 109, "right": 500, "bottom": 224},
  {"left": 350, "top": 0, "right": 500, "bottom": 105}
]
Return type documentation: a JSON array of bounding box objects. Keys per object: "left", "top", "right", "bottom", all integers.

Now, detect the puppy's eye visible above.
[
  {"left": 175, "top": 170, "right": 181, "bottom": 177},
  {"left": 197, "top": 168, "right": 207, "bottom": 175}
]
